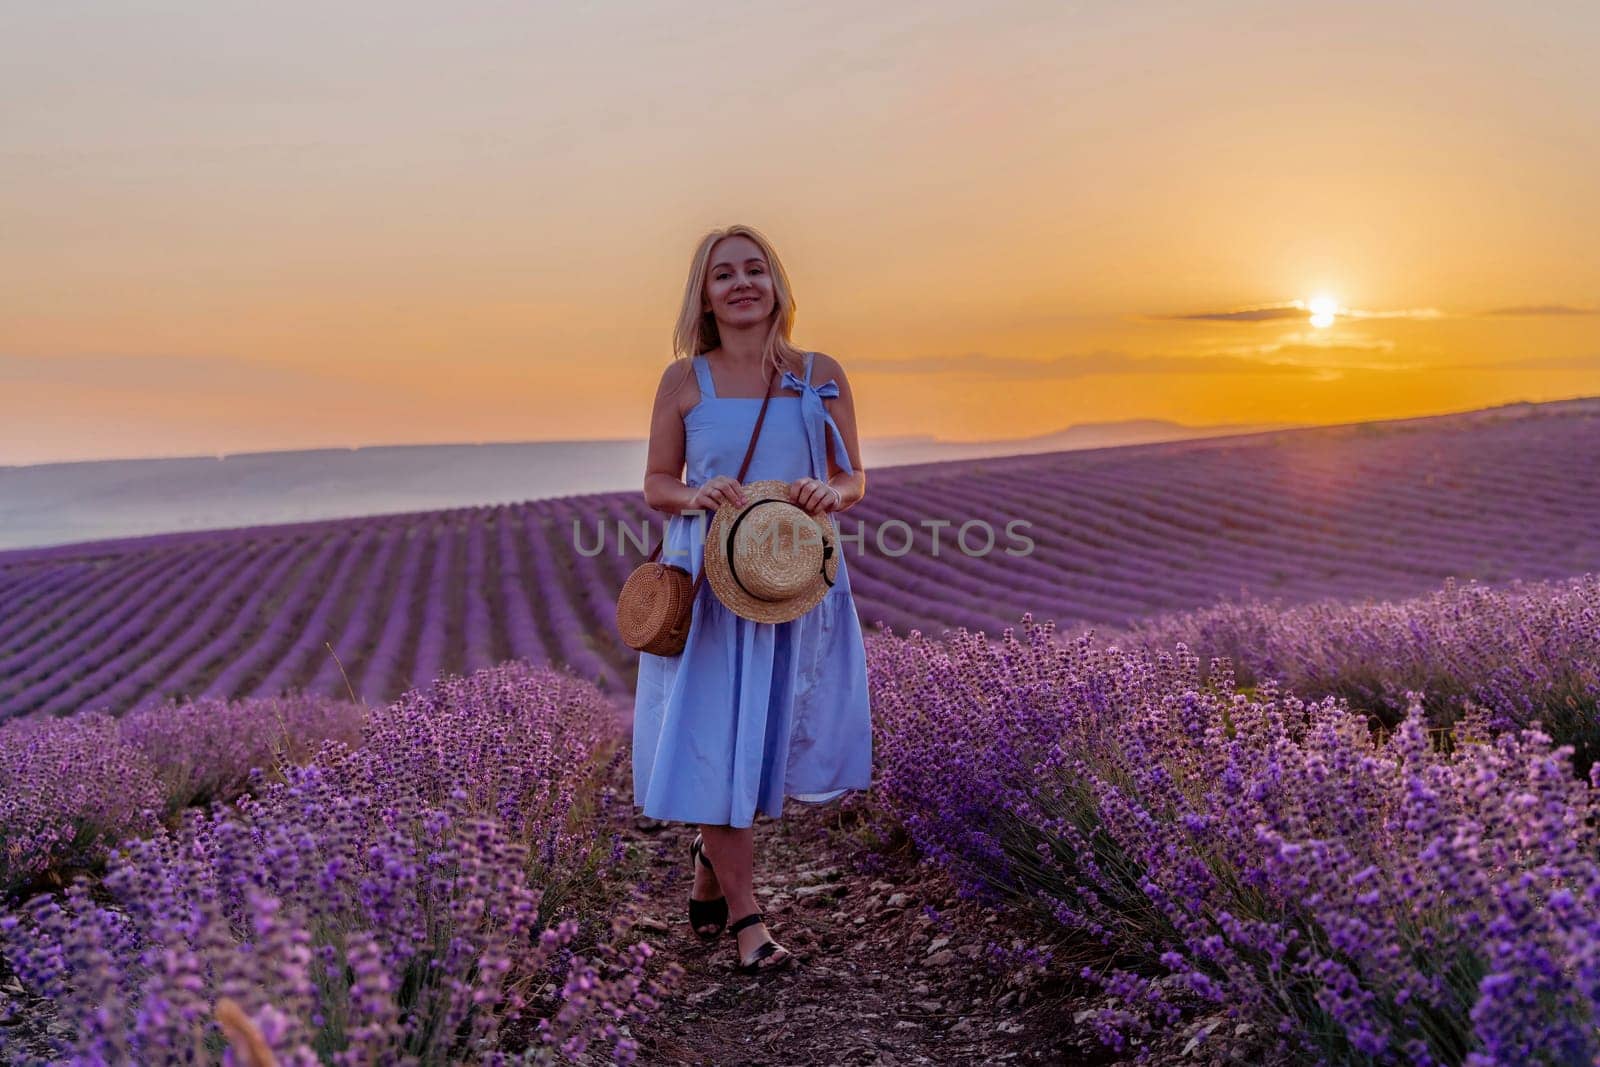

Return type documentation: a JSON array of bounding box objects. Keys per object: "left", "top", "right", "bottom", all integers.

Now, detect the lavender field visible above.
[
  {"left": 1, "top": 398, "right": 1596, "bottom": 723},
  {"left": 1, "top": 399, "right": 1598, "bottom": 1063},
  {"left": 2, "top": 569, "right": 1596, "bottom": 1061}
]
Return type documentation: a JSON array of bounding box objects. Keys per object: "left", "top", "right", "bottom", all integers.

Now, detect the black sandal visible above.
[
  {"left": 728, "top": 911, "right": 794, "bottom": 974},
  {"left": 687, "top": 833, "right": 728, "bottom": 939}
]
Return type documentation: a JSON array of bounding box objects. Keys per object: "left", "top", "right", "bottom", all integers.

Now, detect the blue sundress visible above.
[{"left": 631, "top": 350, "right": 873, "bottom": 828}]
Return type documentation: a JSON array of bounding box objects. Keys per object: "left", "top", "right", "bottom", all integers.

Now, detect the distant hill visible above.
[
  {"left": 1, "top": 395, "right": 1595, "bottom": 720},
  {"left": 0, "top": 417, "right": 1292, "bottom": 551}
]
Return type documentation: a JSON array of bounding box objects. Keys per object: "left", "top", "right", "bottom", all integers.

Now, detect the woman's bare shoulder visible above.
[
  {"left": 810, "top": 351, "right": 851, "bottom": 386},
  {"left": 654, "top": 358, "right": 700, "bottom": 417},
  {"left": 655, "top": 357, "right": 698, "bottom": 392}
]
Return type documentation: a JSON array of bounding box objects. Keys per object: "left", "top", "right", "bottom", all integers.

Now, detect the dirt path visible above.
[{"left": 608, "top": 749, "right": 1111, "bottom": 1066}]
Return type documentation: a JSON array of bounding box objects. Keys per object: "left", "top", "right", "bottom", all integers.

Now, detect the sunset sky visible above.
[{"left": 4, "top": 1, "right": 1597, "bottom": 467}]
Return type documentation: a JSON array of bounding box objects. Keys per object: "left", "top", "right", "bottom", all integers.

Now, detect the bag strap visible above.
[{"left": 645, "top": 360, "right": 782, "bottom": 591}]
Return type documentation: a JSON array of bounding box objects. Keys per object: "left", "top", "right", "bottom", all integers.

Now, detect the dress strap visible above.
[
  {"left": 779, "top": 352, "right": 855, "bottom": 480},
  {"left": 692, "top": 354, "right": 717, "bottom": 399}
]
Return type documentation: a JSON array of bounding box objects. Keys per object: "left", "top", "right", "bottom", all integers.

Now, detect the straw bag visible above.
[{"left": 616, "top": 361, "right": 780, "bottom": 656}]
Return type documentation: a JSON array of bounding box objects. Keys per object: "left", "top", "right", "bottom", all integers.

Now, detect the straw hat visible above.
[{"left": 701, "top": 479, "right": 840, "bottom": 624}]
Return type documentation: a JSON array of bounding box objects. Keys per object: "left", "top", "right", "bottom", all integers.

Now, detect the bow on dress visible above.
[{"left": 780, "top": 367, "right": 855, "bottom": 481}]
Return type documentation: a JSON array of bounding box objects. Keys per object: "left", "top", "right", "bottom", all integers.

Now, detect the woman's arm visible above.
[
  {"left": 814, "top": 352, "right": 866, "bottom": 512},
  {"left": 642, "top": 360, "right": 698, "bottom": 515}
]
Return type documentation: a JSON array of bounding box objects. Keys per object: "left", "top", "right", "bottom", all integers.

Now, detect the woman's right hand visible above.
[{"left": 687, "top": 475, "right": 748, "bottom": 513}]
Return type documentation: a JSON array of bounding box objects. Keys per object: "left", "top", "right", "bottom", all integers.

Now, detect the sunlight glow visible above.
[{"left": 1307, "top": 295, "right": 1340, "bottom": 329}]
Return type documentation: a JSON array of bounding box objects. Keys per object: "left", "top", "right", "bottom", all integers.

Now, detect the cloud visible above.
[
  {"left": 1152, "top": 301, "right": 1444, "bottom": 323},
  {"left": 1200, "top": 339, "right": 1430, "bottom": 377},
  {"left": 1210, "top": 343, "right": 1417, "bottom": 374},
  {"left": 850, "top": 349, "right": 1396, "bottom": 380},
  {"left": 1342, "top": 307, "right": 1446, "bottom": 321},
  {"left": 1208, "top": 333, "right": 1398, "bottom": 356},
  {"left": 0, "top": 352, "right": 337, "bottom": 391},
  {"left": 1156, "top": 302, "right": 1307, "bottom": 322},
  {"left": 1159, "top": 297, "right": 1600, "bottom": 322},
  {"left": 1436, "top": 353, "right": 1600, "bottom": 371},
  {"left": 1480, "top": 304, "right": 1600, "bottom": 317}
]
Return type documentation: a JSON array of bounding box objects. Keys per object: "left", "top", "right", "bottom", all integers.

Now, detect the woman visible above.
[{"left": 633, "top": 224, "right": 873, "bottom": 974}]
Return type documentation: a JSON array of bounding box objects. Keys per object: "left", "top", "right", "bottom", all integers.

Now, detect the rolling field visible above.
[{"left": 0, "top": 397, "right": 1596, "bottom": 722}]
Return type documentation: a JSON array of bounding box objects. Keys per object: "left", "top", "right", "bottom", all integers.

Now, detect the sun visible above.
[{"left": 1306, "top": 294, "right": 1340, "bottom": 329}]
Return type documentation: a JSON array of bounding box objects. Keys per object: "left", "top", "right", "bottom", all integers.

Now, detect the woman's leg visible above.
[
  {"left": 689, "top": 825, "right": 724, "bottom": 935},
  {"left": 698, "top": 823, "right": 778, "bottom": 960}
]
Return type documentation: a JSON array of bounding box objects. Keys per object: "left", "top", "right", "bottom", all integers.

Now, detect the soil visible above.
[{"left": 607, "top": 748, "right": 1116, "bottom": 1067}]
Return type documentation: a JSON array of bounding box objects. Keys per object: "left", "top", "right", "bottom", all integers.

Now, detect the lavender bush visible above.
[
  {"left": 0, "top": 661, "right": 674, "bottom": 1064},
  {"left": 0, "top": 694, "right": 366, "bottom": 895},
  {"left": 1126, "top": 573, "right": 1600, "bottom": 769},
  {"left": 866, "top": 614, "right": 1600, "bottom": 1065},
  {"left": 121, "top": 692, "right": 367, "bottom": 816},
  {"left": 0, "top": 713, "right": 163, "bottom": 898}
]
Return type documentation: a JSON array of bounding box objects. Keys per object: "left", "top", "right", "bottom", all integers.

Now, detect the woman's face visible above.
[{"left": 703, "top": 236, "right": 775, "bottom": 327}]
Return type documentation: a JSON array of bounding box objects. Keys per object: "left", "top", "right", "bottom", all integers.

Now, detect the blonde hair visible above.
[{"left": 671, "top": 224, "right": 807, "bottom": 383}]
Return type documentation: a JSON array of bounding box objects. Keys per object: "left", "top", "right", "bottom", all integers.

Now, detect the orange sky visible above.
[{"left": 3, "top": 2, "right": 1597, "bottom": 466}]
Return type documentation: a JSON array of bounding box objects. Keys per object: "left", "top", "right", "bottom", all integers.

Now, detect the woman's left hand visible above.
[{"left": 789, "top": 477, "right": 842, "bottom": 514}]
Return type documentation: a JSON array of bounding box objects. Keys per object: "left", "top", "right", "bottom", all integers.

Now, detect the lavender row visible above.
[
  {"left": 1125, "top": 571, "right": 1600, "bottom": 770},
  {"left": 0, "top": 545, "right": 213, "bottom": 702},
  {"left": 198, "top": 532, "right": 349, "bottom": 701},
  {"left": 123, "top": 539, "right": 308, "bottom": 716},
  {"left": 0, "top": 562, "right": 103, "bottom": 650},
  {"left": 497, "top": 502, "right": 550, "bottom": 665},
  {"left": 0, "top": 661, "right": 676, "bottom": 1064},
  {"left": 304, "top": 526, "right": 403, "bottom": 698},
  {"left": 864, "top": 612, "right": 1600, "bottom": 1064},
  {"left": 463, "top": 511, "right": 497, "bottom": 674},
  {"left": 0, "top": 692, "right": 366, "bottom": 895},
  {"left": 246, "top": 525, "right": 381, "bottom": 699},
  {"left": 355, "top": 520, "right": 432, "bottom": 704},
  {"left": 32, "top": 542, "right": 254, "bottom": 718},
  {"left": 5, "top": 402, "right": 1598, "bottom": 718},
  {"left": 410, "top": 521, "right": 457, "bottom": 696}
]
